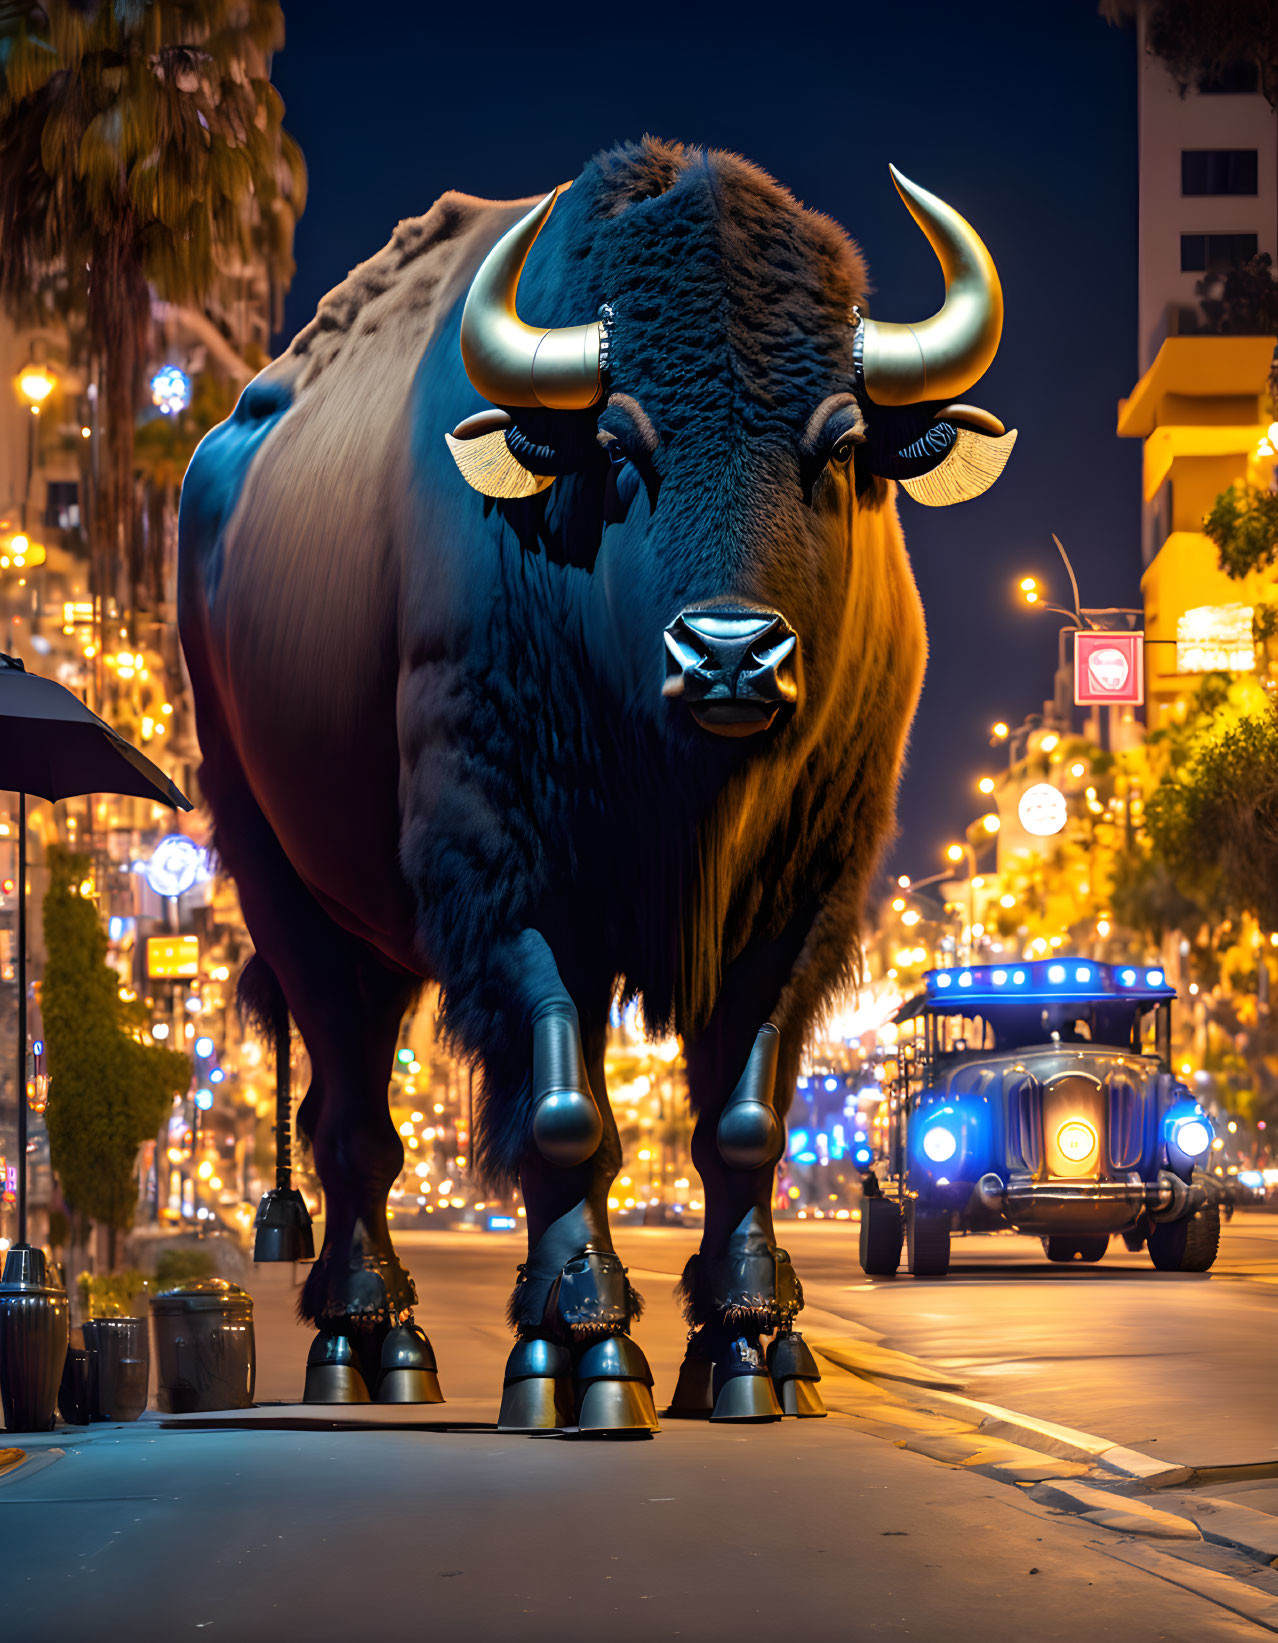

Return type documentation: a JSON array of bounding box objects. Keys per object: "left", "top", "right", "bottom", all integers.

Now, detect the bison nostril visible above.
[{"left": 662, "top": 606, "right": 800, "bottom": 737}]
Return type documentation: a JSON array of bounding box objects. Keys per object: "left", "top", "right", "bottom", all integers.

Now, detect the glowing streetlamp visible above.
[{"left": 14, "top": 360, "right": 55, "bottom": 530}]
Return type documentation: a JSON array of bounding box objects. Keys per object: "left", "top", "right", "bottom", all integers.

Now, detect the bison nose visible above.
[{"left": 662, "top": 607, "right": 799, "bottom": 738}]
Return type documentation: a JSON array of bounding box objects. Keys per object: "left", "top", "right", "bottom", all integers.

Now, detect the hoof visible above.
[
  {"left": 711, "top": 1334, "right": 782, "bottom": 1423},
  {"left": 376, "top": 1323, "right": 444, "bottom": 1405},
  {"left": 576, "top": 1378, "right": 659, "bottom": 1435},
  {"left": 573, "top": 1334, "right": 658, "bottom": 1435},
  {"left": 767, "top": 1332, "right": 826, "bottom": 1419},
  {"left": 303, "top": 1332, "right": 370, "bottom": 1405},
  {"left": 498, "top": 1337, "right": 573, "bottom": 1432},
  {"left": 711, "top": 1373, "right": 783, "bottom": 1422}
]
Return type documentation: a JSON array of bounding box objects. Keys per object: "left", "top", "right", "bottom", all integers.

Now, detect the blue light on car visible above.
[
  {"left": 992, "top": 969, "right": 1007, "bottom": 985},
  {"left": 957, "top": 972, "right": 972, "bottom": 988},
  {"left": 922, "top": 1124, "right": 957, "bottom": 1163},
  {"left": 1047, "top": 964, "right": 1065, "bottom": 983},
  {"left": 824, "top": 1076, "right": 838, "bottom": 1091},
  {"left": 1172, "top": 1116, "right": 1211, "bottom": 1157},
  {"left": 1011, "top": 969, "right": 1026, "bottom": 984},
  {"left": 1075, "top": 966, "right": 1091, "bottom": 984},
  {"left": 1119, "top": 968, "right": 1137, "bottom": 985},
  {"left": 486, "top": 1215, "right": 518, "bottom": 1231},
  {"left": 1146, "top": 969, "right": 1165, "bottom": 987},
  {"left": 935, "top": 973, "right": 952, "bottom": 989}
]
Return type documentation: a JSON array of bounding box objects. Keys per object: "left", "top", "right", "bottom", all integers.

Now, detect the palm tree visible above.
[{"left": 0, "top": 0, "right": 304, "bottom": 653}]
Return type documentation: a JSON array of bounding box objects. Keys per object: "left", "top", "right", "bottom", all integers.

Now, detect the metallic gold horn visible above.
[
  {"left": 860, "top": 167, "right": 1004, "bottom": 408},
  {"left": 459, "top": 185, "right": 606, "bottom": 411}
]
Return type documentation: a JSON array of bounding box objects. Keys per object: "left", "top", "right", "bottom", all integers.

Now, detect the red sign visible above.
[{"left": 1075, "top": 631, "right": 1144, "bottom": 707}]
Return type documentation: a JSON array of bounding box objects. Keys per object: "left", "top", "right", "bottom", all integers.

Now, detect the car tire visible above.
[
  {"left": 1148, "top": 1201, "right": 1220, "bottom": 1272},
  {"left": 1042, "top": 1234, "right": 1109, "bottom": 1263},
  {"left": 1120, "top": 1226, "right": 1146, "bottom": 1253},
  {"left": 906, "top": 1205, "right": 950, "bottom": 1277},
  {"left": 859, "top": 1196, "right": 904, "bottom": 1276}
]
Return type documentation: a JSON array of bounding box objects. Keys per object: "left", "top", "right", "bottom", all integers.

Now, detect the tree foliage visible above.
[
  {"left": 1141, "top": 0, "right": 1278, "bottom": 108},
  {"left": 41, "top": 844, "right": 189, "bottom": 1234},
  {"left": 1204, "top": 481, "right": 1278, "bottom": 579},
  {"left": 1144, "top": 698, "right": 1278, "bottom": 928},
  {"left": 0, "top": 1, "right": 304, "bottom": 619}
]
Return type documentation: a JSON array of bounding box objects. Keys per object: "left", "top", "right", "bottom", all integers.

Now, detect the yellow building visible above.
[{"left": 1117, "top": 334, "right": 1277, "bottom": 729}]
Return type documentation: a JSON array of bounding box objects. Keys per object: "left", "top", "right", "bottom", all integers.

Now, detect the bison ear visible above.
[
  {"left": 898, "top": 424, "right": 1017, "bottom": 508},
  {"left": 445, "top": 428, "right": 556, "bottom": 500}
]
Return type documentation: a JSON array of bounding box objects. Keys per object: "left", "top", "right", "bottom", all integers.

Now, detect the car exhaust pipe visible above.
[{"left": 976, "top": 1173, "right": 1006, "bottom": 1211}]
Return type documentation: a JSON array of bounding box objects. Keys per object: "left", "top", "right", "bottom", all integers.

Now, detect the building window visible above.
[
  {"left": 1176, "top": 603, "right": 1254, "bottom": 673},
  {"left": 1180, "top": 232, "right": 1259, "bottom": 272},
  {"left": 1181, "top": 150, "right": 1258, "bottom": 195}
]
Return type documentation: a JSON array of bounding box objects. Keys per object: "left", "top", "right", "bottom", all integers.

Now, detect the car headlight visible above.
[
  {"left": 1056, "top": 1119, "right": 1097, "bottom": 1163},
  {"left": 1172, "top": 1117, "right": 1211, "bottom": 1158},
  {"left": 922, "top": 1125, "right": 957, "bottom": 1163}
]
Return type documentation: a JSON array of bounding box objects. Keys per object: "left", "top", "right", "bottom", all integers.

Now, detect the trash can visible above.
[
  {"left": 150, "top": 1279, "right": 256, "bottom": 1413},
  {"left": 83, "top": 1317, "right": 149, "bottom": 1422}
]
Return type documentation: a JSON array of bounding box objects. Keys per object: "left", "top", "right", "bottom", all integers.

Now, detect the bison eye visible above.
[{"left": 830, "top": 431, "right": 857, "bottom": 467}]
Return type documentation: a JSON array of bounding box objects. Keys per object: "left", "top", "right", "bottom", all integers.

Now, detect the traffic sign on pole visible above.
[{"left": 1075, "top": 631, "right": 1143, "bottom": 706}]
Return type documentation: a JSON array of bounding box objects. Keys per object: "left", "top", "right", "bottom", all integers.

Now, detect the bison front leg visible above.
[
  {"left": 674, "top": 1023, "right": 825, "bottom": 1422},
  {"left": 495, "top": 932, "right": 657, "bottom": 1436}
]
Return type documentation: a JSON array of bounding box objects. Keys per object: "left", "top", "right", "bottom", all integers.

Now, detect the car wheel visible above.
[
  {"left": 1042, "top": 1235, "right": 1109, "bottom": 1263},
  {"left": 1148, "top": 1202, "right": 1220, "bottom": 1272},
  {"left": 859, "top": 1196, "right": 904, "bottom": 1276},
  {"left": 1120, "top": 1226, "right": 1146, "bottom": 1253},
  {"left": 906, "top": 1205, "right": 950, "bottom": 1277}
]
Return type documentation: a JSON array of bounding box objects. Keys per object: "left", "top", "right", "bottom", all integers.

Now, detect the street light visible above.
[{"left": 14, "top": 359, "right": 55, "bottom": 532}]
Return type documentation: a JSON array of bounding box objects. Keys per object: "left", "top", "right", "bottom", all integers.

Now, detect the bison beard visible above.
[{"left": 178, "top": 136, "right": 938, "bottom": 1426}]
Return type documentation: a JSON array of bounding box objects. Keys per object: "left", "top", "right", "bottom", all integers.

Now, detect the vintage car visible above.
[{"left": 859, "top": 959, "right": 1220, "bottom": 1277}]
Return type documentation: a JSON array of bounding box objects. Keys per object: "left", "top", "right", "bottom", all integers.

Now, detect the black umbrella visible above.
[{"left": 0, "top": 652, "right": 191, "bottom": 1249}]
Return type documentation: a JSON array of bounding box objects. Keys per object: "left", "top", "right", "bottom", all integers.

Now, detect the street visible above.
[{"left": 5, "top": 1217, "right": 1278, "bottom": 1641}]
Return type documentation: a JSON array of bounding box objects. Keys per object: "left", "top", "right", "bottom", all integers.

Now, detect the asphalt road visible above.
[
  {"left": 6, "top": 1216, "right": 1278, "bottom": 1641},
  {"left": 788, "top": 1211, "right": 1278, "bottom": 1471},
  {"left": 244, "top": 1214, "right": 1278, "bottom": 1472}
]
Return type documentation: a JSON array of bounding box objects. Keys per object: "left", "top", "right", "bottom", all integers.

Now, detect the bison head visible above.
[{"left": 444, "top": 142, "right": 1013, "bottom": 743}]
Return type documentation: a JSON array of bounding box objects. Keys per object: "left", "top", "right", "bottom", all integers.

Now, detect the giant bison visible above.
[{"left": 178, "top": 138, "right": 1012, "bottom": 1429}]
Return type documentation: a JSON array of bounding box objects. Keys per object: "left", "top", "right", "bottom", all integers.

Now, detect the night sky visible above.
[{"left": 271, "top": 0, "right": 1140, "bottom": 883}]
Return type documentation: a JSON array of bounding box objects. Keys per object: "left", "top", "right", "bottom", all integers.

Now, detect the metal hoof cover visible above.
[
  {"left": 498, "top": 1337, "right": 573, "bottom": 1431},
  {"left": 710, "top": 1373, "right": 783, "bottom": 1423},
  {"left": 302, "top": 1331, "right": 371, "bottom": 1405},
  {"left": 767, "top": 1333, "right": 826, "bottom": 1418},
  {"left": 576, "top": 1378, "right": 659, "bottom": 1435},
  {"left": 376, "top": 1323, "right": 444, "bottom": 1405}
]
